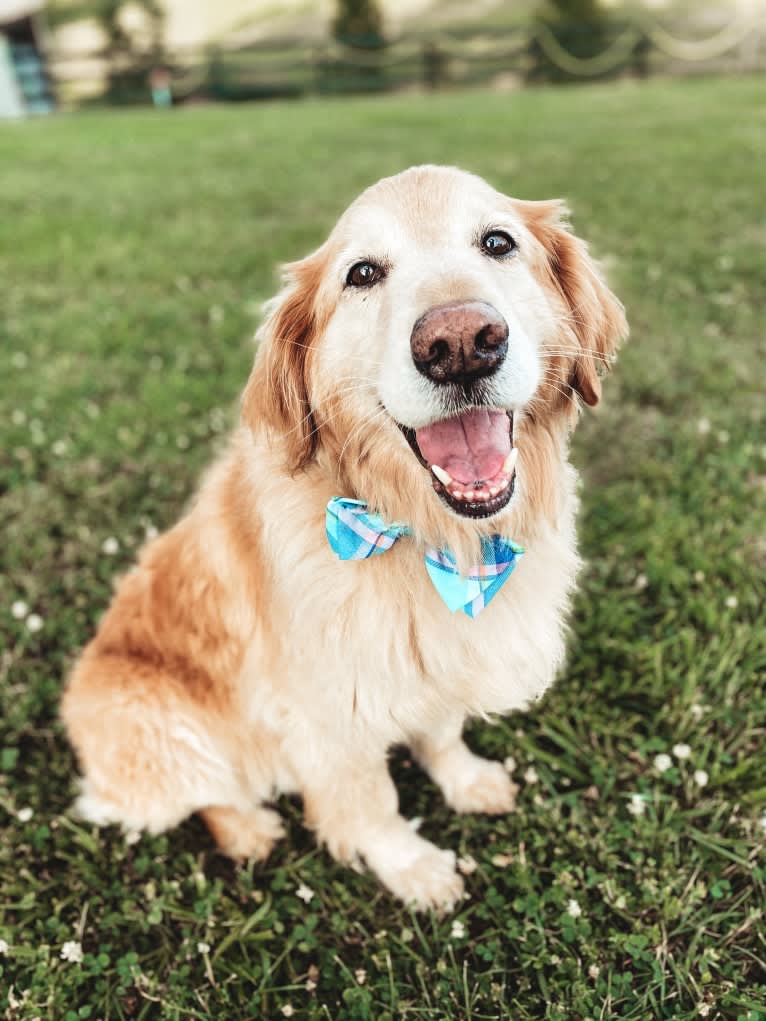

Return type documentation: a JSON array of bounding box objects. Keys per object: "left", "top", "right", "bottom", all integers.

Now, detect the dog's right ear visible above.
[
  {"left": 516, "top": 199, "right": 627, "bottom": 408},
  {"left": 241, "top": 249, "right": 329, "bottom": 472}
]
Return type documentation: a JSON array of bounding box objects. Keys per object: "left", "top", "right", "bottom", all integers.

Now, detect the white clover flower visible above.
[
  {"left": 355, "top": 969, "right": 367, "bottom": 985},
  {"left": 25, "top": 614, "right": 43, "bottom": 633},
  {"left": 7, "top": 987, "right": 27, "bottom": 1010},
  {"left": 11, "top": 409, "right": 26, "bottom": 425},
  {"left": 717, "top": 430, "right": 730, "bottom": 444},
  {"left": 305, "top": 978, "right": 317, "bottom": 992},
  {"left": 566, "top": 899, "right": 582, "bottom": 918},
  {"left": 690, "top": 703, "right": 705, "bottom": 720},
  {"left": 588, "top": 964, "right": 600, "bottom": 979},
  {"left": 51, "top": 439, "right": 69, "bottom": 457},
  {"left": 450, "top": 920, "right": 466, "bottom": 939},
  {"left": 11, "top": 600, "right": 29, "bottom": 620},
  {"left": 693, "top": 570, "right": 705, "bottom": 583},
  {"left": 524, "top": 766, "right": 539, "bottom": 785},
  {"left": 696, "top": 418, "right": 711, "bottom": 436},
  {"left": 672, "top": 743, "right": 692, "bottom": 761},
  {"left": 634, "top": 573, "right": 648, "bottom": 591},
  {"left": 0, "top": 939, "right": 8, "bottom": 955},
  {"left": 627, "top": 794, "right": 646, "bottom": 817},
  {"left": 725, "top": 595, "right": 738, "bottom": 609},
  {"left": 698, "top": 1005, "right": 711, "bottom": 1018},
  {"left": 759, "top": 811, "right": 766, "bottom": 835},
  {"left": 102, "top": 537, "right": 120, "bottom": 555},
  {"left": 196, "top": 941, "right": 210, "bottom": 955},
  {"left": 281, "top": 1006, "right": 294, "bottom": 1018},
  {"left": 17, "top": 807, "right": 33, "bottom": 823},
  {"left": 503, "top": 755, "right": 516, "bottom": 773},
  {"left": 145, "top": 524, "right": 159, "bottom": 541},
  {"left": 653, "top": 753, "right": 673, "bottom": 773},
  {"left": 457, "top": 855, "right": 478, "bottom": 875},
  {"left": 296, "top": 883, "right": 314, "bottom": 904},
  {"left": 694, "top": 770, "right": 709, "bottom": 788},
  {"left": 124, "top": 829, "right": 141, "bottom": 846},
  {"left": 60, "top": 940, "right": 83, "bottom": 963},
  {"left": 491, "top": 852, "right": 513, "bottom": 868}
]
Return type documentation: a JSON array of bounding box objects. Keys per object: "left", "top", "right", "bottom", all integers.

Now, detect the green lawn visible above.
[{"left": 1, "top": 75, "right": 765, "bottom": 1020}]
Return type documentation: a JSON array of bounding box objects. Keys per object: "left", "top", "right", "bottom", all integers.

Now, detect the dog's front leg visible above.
[
  {"left": 300, "top": 751, "right": 464, "bottom": 911},
  {"left": 411, "top": 717, "right": 518, "bottom": 816}
]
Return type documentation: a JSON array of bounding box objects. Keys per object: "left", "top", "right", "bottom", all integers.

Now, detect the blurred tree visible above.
[
  {"left": 323, "top": 0, "right": 386, "bottom": 95},
  {"left": 527, "top": 0, "right": 631, "bottom": 84},
  {"left": 48, "top": 0, "right": 165, "bottom": 102},
  {"left": 547, "top": 0, "right": 603, "bottom": 21},
  {"left": 332, "top": 0, "right": 385, "bottom": 49}
]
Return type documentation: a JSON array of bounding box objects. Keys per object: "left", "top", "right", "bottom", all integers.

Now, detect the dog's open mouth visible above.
[{"left": 400, "top": 408, "right": 517, "bottom": 519}]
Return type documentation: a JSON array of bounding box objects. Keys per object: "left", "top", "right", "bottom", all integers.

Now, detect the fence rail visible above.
[{"left": 48, "top": 12, "right": 766, "bottom": 107}]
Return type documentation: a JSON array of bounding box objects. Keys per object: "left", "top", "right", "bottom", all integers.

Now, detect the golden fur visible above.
[{"left": 62, "top": 166, "right": 627, "bottom": 909}]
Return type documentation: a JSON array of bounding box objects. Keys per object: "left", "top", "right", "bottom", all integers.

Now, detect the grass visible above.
[{"left": 1, "top": 74, "right": 765, "bottom": 1020}]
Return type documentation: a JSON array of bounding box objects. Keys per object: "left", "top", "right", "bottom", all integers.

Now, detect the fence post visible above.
[{"left": 422, "top": 42, "right": 445, "bottom": 90}]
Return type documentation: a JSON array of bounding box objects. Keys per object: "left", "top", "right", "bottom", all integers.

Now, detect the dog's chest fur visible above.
[{"left": 238, "top": 442, "right": 581, "bottom": 750}]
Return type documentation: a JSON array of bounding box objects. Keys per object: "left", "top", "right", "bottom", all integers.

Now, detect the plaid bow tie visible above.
[{"left": 325, "top": 497, "right": 523, "bottom": 618}]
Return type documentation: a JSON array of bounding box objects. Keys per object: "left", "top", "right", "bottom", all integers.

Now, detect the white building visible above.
[{"left": 0, "top": 0, "right": 53, "bottom": 117}]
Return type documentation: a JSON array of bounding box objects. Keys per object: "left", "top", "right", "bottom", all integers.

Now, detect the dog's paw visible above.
[
  {"left": 377, "top": 845, "right": 464, "bottom": 912},
  {"left": 445, "top": 760, "right": 518, "bottom": 816},
  {"left": 203, "top": 806, "right": 285, "bottom": 862}
]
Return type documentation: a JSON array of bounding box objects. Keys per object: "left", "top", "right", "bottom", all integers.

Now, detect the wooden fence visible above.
[{"left": 49, "top": 11, "right": 765, "bottom": 108}]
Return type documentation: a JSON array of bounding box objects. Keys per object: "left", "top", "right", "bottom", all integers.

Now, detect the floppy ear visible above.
[
  {"left": 520, "top": 200, "right": 628, "bottom": 407},
  {"left": 241, "top": 249, "right": 328, "bottom": 471}
]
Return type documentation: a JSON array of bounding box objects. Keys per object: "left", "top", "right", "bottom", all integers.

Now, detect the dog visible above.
[{"left": 62, "top": 165, "right": 627, "bottom": 910}]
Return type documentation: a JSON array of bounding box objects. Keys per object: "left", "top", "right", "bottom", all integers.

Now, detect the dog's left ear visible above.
[
  {"left": 518, "top": 200, "right": 628, "bottom": 406},
  {"left": 241, "top": 248, "right": 329, "bottom": 471}
]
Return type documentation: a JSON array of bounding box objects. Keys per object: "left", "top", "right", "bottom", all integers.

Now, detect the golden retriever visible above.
[{"left": 62, "top": 166, "right": 627, "bottom": 910}]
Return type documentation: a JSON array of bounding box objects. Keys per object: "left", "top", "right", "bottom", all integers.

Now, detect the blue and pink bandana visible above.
[{"left": 325, "top": 497, "right": 523, "bottom": 618}]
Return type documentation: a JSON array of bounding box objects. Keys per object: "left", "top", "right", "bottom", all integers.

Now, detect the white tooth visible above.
[
  {"left": 478, "top": 491, "right": 490, "bottom": 501},
  {"left": 431, "top": 464, "right": 453, "bottom": 486},
  {"left": 502, "top": 448, "right": 519, "bottom": 475},
  {"left": 452, "top": 489, "right": 464, "bottom": 500},
  {"left": 489, "top": 486, "right": 499, "bottom": 498},
  {"left": 465, "top": 492, "right": 475, "bottom": 502},
  {"left": 498, "top": 477, "right": 509, "bottom": 491}
]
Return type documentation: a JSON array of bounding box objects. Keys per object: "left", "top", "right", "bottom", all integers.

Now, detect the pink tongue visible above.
[{"left": 415, "top": 408, "right": 511, "bottom": 485}]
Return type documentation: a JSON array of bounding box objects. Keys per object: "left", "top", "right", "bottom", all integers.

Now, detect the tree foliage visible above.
[
  {"left": 332, "top": 0, "right": 385, "bottom": 49},
  {"left": 527, "top": 0, "right": 627, "bottom": 83}
]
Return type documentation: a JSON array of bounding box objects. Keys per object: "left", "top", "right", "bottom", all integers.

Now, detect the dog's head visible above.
[{"left": 243, "top": 166, "right": 627, "bottom": 550}]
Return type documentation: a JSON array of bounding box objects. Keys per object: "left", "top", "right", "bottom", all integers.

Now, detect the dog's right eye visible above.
[{"left": 346, "top": 261, "right": 385, "bottom": 288}]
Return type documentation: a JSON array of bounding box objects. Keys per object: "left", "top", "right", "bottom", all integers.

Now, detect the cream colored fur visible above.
[{"left": 62, "top": 166, "right": 627, "bottom": 910}]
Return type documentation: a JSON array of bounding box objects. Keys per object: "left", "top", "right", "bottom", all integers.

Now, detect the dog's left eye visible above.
[
  {"left": 346, "top": 261, "right": 385, "bottom": 288},
  {"left": 481, "top": 231, "right": 517, "bottom": 258}
]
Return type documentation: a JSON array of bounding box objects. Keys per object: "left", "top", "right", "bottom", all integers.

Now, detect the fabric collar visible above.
[{"left": 325, "top": 497, "right": 523, "bottom": 618}]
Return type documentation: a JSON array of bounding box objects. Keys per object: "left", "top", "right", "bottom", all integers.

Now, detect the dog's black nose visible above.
[{"left": 410, "top": 301, "right": 508, "bottom": 384}]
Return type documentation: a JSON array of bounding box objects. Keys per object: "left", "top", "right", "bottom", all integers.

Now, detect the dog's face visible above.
[{"left": 244, "top": 166, "right": 627, "bottom": 547}]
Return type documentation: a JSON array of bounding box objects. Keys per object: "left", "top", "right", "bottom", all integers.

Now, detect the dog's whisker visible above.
[
  {"left": 541, "top": 348, "right": 614, "bottom": 365},
  {"left": 337, "top": 406, "right": 390, "bottom": 469},
  {"left": 279, "top": 380, "right": 384, "bottom": 443}
]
